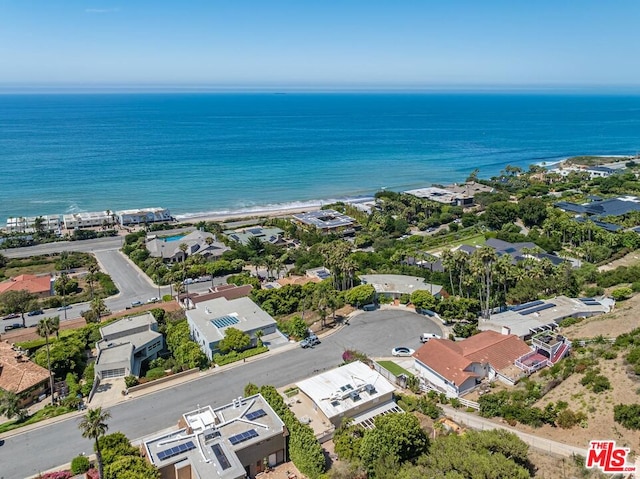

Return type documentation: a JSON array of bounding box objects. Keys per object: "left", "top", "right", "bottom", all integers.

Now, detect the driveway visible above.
[{"left": 0, "top": 308, "right": 441, "bottom": 478}]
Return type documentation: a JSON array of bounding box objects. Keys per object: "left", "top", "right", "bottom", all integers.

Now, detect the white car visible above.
[
  {"left": 420, "top": 333, "right": 442, "bottom": 343},
  {"left": 391, "top": 347, "right": 415, "bottom": 357},
  {"left": 147, "top": 297, "right": 160, "bottom": 304}
]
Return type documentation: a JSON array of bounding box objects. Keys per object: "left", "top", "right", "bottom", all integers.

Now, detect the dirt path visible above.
[{"left": 598, "top": 249, "right": 640, "bottom": 272}]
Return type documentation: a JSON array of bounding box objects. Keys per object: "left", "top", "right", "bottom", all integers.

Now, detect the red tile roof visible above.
[
  {"left": 413, "top": 331, "right": 531, "bottom": 384},
  {"left": 0, "top": 341, "right": 50, "bottom": 395},
  {"left": 0, "top": 274, "right": 52, "bottom": 296}
]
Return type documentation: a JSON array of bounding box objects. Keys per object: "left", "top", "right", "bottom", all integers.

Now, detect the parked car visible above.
[
  {"left": 1, "top": 313, "right": 20, "bottom": 321},
  {"left": 420, "top": 333, "right": 441, "bottom": 343},
  {"left": 300, "top": 334, "right": 321, "bottom": 349},
  {"left": 391, "top": 346, "right": 415, "bottom": 357},
  {"left": 131, "top": 300, "right": 143, "bottom": 307},
  {"left": 57, "top": 305, "right": 72, "bottom": 311},
  {"left": 4, "top": 323, "right": 25, "bottom": 331},
  {"left": 147, "top": 297, "right": 160, "bottom": 304},
  {"left": 27, "top": 309, "right": 44, "bottom": 316}
]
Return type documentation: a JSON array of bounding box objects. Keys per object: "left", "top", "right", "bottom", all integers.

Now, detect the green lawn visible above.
[
  {"left": 428, "top": 233, "right": 486, "bottom": 254},
  {"left": 377, "top": 360, "right": 414, "bottom": 378},
  {"left": 0, "top": 404, "right": 74, "bottom": 434}
]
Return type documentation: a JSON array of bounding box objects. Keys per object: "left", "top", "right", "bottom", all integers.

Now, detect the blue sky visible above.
[{"left": 1, "top": 1, "right": 639, "bottom": 90}]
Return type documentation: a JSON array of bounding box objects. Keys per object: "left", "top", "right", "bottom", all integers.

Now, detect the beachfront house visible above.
[
  {"left": 223, "top": 226, "right": 285, "bottom": 246},
  {"left": 4, "top": 215, "right": 62, "bottom": 234},
  {"left": 116, "top": 207, "right": 172, "bottom": 226},
  {"left": 292, "top": 209, "right": 357, "bottom": 235},
  {"left": 404, "top": 181, "right": 494, "bottom": 207},
  {"left": 63, "top": 211, "right": 114, "bottom": 229}
]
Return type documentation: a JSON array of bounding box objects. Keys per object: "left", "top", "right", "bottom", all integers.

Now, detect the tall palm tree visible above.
[
  {"left": 79, "top": 407, "right": 111, "bottom": 479},
  {"left": 36, "top": 315, "right": 60, "bottom": 405},
  {"left": 57, "top": 272, "right": 70, "bottom": 321},
  {"left": 87, "top": 262, "right": 100, "bottom": 301},
  {"left": 178, "top": 242, "right": 189, "bottom": 263}
]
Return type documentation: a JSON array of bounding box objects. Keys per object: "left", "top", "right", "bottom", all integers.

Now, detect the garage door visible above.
[{"left": 101, "top": 368, "right": 126, "bottom": 379}]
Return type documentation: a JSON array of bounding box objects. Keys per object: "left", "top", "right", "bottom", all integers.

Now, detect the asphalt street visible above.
[
  {"left": 0, "top": 310, "right": 440, "bottom": 479},
  {"left": 1, "top": 237, "right": 124, "bottom": 259}
]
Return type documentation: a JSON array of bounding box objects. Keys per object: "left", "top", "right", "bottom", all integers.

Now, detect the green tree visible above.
[
  {"left": 358, "top": 413, "right": 429, "bottom": 474},
  {"left": 79, "top": 407, "right": 111, "bottom": 479},
  {"left": 0, "top": 289, "right": 38, "bottom": 327},
  {"left": 518, "top": 197, "right": 548, "bottom": 227},
  {"left": 410, "top": 290, "right": 437, "bottom": 311},
  {"left": 0, "top": 390, "right": 27, "bottom": 421},
  {"left": 98, "top": 432, "right": 140, "bottom": 465},
  {"left": 36, "top": 315, "right": 60, "bottom": 406},
  {"left": 90, "top": 297, "right": 110, "bottom": 322},
  {"left": 484, "top": 201, "right": 519, "bottom": 230},
  {"left": 105, "top": 455, "right": 159, "bottom": 479},
  {"left": 344, "top": 284, "right": 376, "bottom": 307},
  {"left": 218, "top": 327, "right": 251, "bottom": 353}
]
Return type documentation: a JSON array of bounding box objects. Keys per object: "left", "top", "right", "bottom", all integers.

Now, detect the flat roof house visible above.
[
  {"left": 146, "top": 230, "right": 230, "bottom": 263},
  {"left": 5, "top": 215, "right": 62, "bottom": 234},
  {"left": 186, "top": 297, "right": 278, "bottom": 360},
  {"left": 413, "top": 330, "right": 532, "bottom": 397},
  {"left": 117, "top": 207, "right": 172, "bottom": 226},
  {"left": 224, "top": 226, "right": 285, "bottom": 246},
  {"left": 292, "top": 209, "right": 356, "bottom": 235},
  {"left": 295, "top": 361, "right": 400, "bottom": 429},
  {"left": 405, "top": 182, "right": 493, "bottom": 207},
  {"left": 480, "top": 296, "right": 614, "bottom": 339},
  {"left": 0, "top": 274, "right": 54, "bottom": 298},
  {"left": 360, "top": 274, "right": 442, "bottom": 299},
  {"left": 143, "top": 393, "right": 287, "bottom": 478},
  {"left": 0, "top": 341, "right": 50, "bottom": 406},
  {"left": 63, "top": 211, "right": 113, "bottom": 229},
  {"left": 94, "top": 313, "right": 164, "bottom": 380}
]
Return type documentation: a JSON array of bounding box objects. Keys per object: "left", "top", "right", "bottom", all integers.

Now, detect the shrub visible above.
[
  {"left": 124, "top": 375, "right": 139, "bottom": 388},
  {"left": 342, "top": 350, "right": 370, "bottom": 365},
  {"left": 213, "top": 345, "right": 268, "bottom": 366},
  {"left": 614, "top": 404, "right": 640, "bottom": 430},
  {"left": 71, "top": 455, "right": 91, "bottom": 474},
  {"left": 39, "top": 472, "right": 72, "bottom": 479},
  {"left": 145, "top": 367, "right": 166, "bottom": 380},
  {"left": 611, "top": 287, "right": 633, "bottom": 301}
]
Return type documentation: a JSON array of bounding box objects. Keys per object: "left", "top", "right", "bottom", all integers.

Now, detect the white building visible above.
[
  {"left": 5, "top": 215, "right": 62, "bottom": 234},
  {"left": 116, "top": 207, "right": 171, "bottom": 226},
  {"left": 186, "top": 297, "right": 278, "bottom": 360},
  {"left": 295, "top": 361, "right": 400, "bottom": 429},
  {"left": 94, "top": 313, "right": 163, "bottom": 380},
  {"left": 360, "top": 274, "right": 442, "bottom": 299},
  {"left": 63, "top": 211, "right": 113, "bottom": 229}
]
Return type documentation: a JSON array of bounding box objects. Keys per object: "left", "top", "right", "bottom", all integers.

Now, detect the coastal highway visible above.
[
  {"left": 1, "top": 236, "right": 125, "bottom": 259},
  {"left": 0, "top": 310, "right": 440, "bottom": 479}
]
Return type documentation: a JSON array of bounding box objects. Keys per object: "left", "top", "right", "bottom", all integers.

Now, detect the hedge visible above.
[
  {"left": 258, "top": 385, "right": 325, "bottom": 478},
  {"left": 214, "top": 346, "right": 268, "bottom": 366}
]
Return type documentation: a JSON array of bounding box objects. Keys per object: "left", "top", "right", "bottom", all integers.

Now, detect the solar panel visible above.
[
  {"left": 579, "top": 298, "right": 595, "bottom": 302},
  {"left": 519, "top": 303, "right": 555, "bottom": 316},
  {"left": 245, "top": 409, "right": 267, "bottom": 421},
  {"left": 211, "top": 444, "right": 232, "bottom": 470},
  {"left": 157, "top": 440, "right": 196, "bottom": 461},
  {"left": 511, "top": 300, "right": 544, "bottom": 312},
  {"left": 229, "top": 429, "right": 258, "bottom": 446},
  {"left": 583, "top": 301, "right": 601, "bottom": 306},
  {"left": 212, "top": 315, "right": 240, "bottom": 328}
]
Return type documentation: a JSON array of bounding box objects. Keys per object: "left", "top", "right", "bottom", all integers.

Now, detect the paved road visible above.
[
  {"left": 442, "top": 406, "right": 589, "bottom": 457},
  {"left": 1, "top": 237, "right": 124, "bottom": 259},
  {"left": 0, "top": 310, "right": 439, "bottom": 479}
]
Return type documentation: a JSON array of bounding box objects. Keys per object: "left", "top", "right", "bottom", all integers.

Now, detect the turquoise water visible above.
[
  {"left": 162, "top": 235, "right": 187, "bottom": 242},
  {"left": 1, "top": 93, "right": 639, "bottom": 222}
]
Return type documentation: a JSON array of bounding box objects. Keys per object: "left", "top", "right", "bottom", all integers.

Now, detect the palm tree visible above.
[
  {"left": 87, "top": 262, "right": 100, "bottom": 301},
  {"left": 90, "top": 298, "right": 109, "bottom": 322},
  {"left": 178, "top": 242, "right": 189, "bottom": 263},
  {"left": 36, "top": 315, "right": 60, "bottom": 405},
  {"left": 0, "top": 390, "right": 26, "bottom": 421},
  {"left": 57, "top": 272, "right": 70, "bottom": 321},
  {"left": 79, "top": 407, "right": 111, "bottom": 479},
  {"left": 255, "top": 329, "right": 264, "bottom": 347}
]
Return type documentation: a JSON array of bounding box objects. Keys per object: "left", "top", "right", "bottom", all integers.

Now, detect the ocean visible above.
[{"left": 1, "top": 92, "right": 639, "bottom": 223}]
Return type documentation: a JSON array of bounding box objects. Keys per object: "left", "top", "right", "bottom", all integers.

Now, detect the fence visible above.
[{"left": 372, "top": 362, "right": 398, "bottom": 384}]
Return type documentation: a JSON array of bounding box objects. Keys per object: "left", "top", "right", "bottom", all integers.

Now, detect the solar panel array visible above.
[
  {"left": 212, "top": 315, "right": 240, "bottom": 328},
  {"left": 583, "top": 300, "right": 601, "bottom": 306},
  {"left": 229, "top": 429, "right": 258, "bottom": 445},
  {"left": 316, "top": 270, "right": 330, "bottom": 279},
  {"left": 157, "top": 440, "right": 196, "bottom": 461},
  {"left": 211, "top": 444, "right": 232, "bottom": 470},
  {"left": 579, "top": 298, "right": 595, "bottom": 302},
  {"left": 245, "top": 409, "right": 267, "bottom": 421},
  {"left": 511, "top": 300, "right": 544, "bottom": 312},
  {"left": 519, "top": 303, "right": 555, "bottom": 316}
]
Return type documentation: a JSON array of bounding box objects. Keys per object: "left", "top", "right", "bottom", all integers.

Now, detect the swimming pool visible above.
[{"left": 162, "top": 235, "right": 186, "bottom": 242}]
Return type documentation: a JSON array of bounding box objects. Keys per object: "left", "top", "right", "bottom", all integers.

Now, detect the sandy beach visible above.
[{"left": 174, "top": 205, "right": 324, "bottom": 225}]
